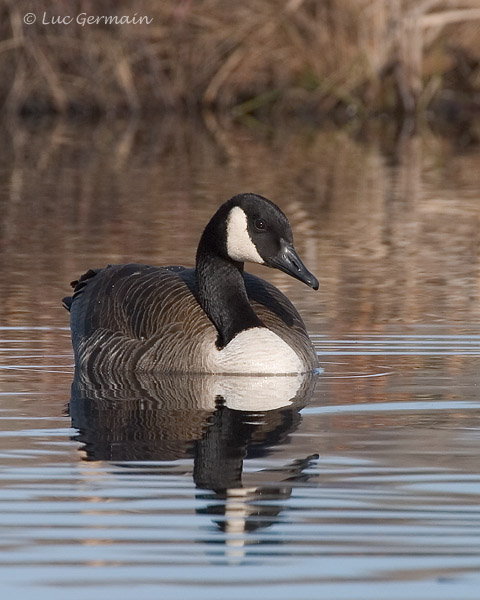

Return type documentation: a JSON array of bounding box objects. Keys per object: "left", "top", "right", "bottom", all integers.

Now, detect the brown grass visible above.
[{"left": 1, "top": 0, "right": 480, "bottom": 118}]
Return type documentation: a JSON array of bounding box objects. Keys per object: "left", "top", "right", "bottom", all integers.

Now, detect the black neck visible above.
[{"left": 195, "top": 246, "right": 262, "bottom": 349}]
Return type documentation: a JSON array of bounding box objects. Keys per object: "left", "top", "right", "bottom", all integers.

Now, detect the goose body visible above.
[{"left": 64, "top": 194, "right": 319, "bottom": 374}]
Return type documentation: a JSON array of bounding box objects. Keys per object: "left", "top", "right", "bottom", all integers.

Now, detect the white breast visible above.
[{"left": 205, "top": 327, "right": 305, "bottom": 374}]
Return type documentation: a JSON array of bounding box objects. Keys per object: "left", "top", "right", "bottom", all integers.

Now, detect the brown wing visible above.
[{"left": 69, "top": 264, "right": 218, "bottom": 372}]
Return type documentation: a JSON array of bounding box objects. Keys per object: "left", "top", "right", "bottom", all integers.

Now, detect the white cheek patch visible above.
[{"left": 226, "top": 206, "right": 264, "bottom": 264}]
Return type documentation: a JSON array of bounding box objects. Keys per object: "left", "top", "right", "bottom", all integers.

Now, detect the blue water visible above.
[
  {"left": 1, "top": 325, "right": 480, "bottom": 599},
  {"left": 1, "top": 120, "right": 480, "bottom": 599}
]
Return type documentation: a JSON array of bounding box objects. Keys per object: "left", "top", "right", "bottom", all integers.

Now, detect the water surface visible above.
[{"left": 0, "top": 119, "right": 480, "bottom": 599}]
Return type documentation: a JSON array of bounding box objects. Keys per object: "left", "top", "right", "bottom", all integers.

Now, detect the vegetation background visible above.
[{"left": 1, "top": 0, "right": 480, "bottom": 122}]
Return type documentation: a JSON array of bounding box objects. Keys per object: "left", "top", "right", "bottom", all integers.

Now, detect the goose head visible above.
[{"left": 200, "top": 193, "right": 319, "bottom": 290}]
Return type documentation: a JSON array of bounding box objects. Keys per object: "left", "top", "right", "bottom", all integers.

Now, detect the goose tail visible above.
[{"left": 62, "top": 268, "right": 101, "bottom": 312}]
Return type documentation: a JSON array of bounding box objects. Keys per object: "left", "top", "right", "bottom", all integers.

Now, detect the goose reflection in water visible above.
[{"left": 69, "top": 369, "right": 318, "bottom": 538}]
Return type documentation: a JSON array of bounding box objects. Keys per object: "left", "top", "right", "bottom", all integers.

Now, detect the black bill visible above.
[{"left": 269, "top": 241, "right": 319, "bottom": 290}]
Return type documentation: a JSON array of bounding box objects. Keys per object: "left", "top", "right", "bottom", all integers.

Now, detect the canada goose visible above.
[{"left": 63, "top": 193, "right": 319, "bottom": 374}]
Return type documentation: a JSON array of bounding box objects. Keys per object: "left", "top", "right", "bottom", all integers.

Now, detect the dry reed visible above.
[{"left": 1, "top": 0, "right": 480, "bottom": 118}]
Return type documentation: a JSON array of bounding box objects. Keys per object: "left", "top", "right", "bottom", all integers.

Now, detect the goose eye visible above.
[{"left": 254, "top": 218, "right": 267, "bottom": 231}]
